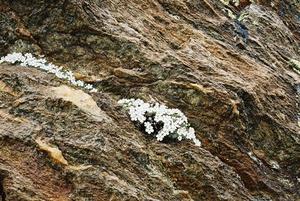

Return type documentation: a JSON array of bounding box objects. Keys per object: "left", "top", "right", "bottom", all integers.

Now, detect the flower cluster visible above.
[
  {"left": 0, "top": 52, "right": 97, "bottom": 92},
  {"left": 118, "top": 98, "right": 201, "bottom": 146}
]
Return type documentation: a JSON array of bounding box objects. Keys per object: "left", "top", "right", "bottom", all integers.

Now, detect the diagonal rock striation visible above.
[{"left": 0, "top": 0, "right": 299, "bottom": 200}]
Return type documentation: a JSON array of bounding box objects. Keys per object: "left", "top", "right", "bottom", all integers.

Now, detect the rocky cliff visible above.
[{"left": 0, "top": 0, "right": 299, "bottom": 200}]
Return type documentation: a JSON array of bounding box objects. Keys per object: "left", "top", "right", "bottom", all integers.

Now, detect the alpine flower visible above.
[{"left": 118, "top": 98, "right": 201, "bottom": 146}]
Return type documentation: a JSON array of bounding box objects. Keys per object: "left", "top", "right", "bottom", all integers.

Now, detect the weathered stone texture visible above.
[{"left": 0, "top": 0, "right": 299, "bottom": 200}]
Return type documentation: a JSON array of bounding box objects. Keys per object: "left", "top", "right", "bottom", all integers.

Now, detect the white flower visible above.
[
  {"left": 144, "top": 121, "right": 154, "bottom": 134},
  {"left": 118, "top": 98, "right": 201, "bottom": 146},
  {"left": 193, "top": 139, "right": 201, "bottom": 146},
  {"left": 0, "top": 52, "right": 96, "bottom": 92}
]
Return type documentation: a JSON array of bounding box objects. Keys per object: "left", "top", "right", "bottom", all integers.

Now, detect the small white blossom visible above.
[
  {"left": 144, "top": 121, "right": 154, "bottom": 134},
  {"left": 0, "top": 52, "right": 97, "bottom": 92},
  {"left": 193, "top": 139, "right": 201, "bottom": 146},
  {"left": 118, "top": 98, "right": 201, "bottom": 146}
]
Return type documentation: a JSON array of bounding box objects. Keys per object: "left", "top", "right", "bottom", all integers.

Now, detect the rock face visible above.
[{"left": 0, "top": 0, "right": 299, "bottom": 200}]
